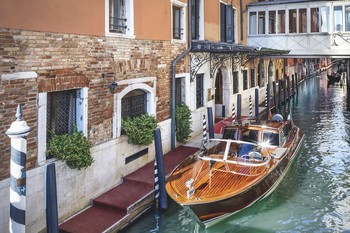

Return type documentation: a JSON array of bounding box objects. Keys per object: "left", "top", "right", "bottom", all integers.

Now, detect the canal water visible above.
[{"left": 123, "top": 74, "right": 350, "bottom": 233}]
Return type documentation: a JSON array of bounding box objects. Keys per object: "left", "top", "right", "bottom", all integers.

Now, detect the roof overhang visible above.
[
  {"left": 192, "top": 40, "right": 289, "bottom": 56},
  {"left": 190, "top": 40, "right": 289, "bottom": 80}
]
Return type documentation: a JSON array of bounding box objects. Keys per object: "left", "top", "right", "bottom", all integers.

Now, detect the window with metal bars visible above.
[
  {"left": 173, "top": 5, "right": 182, "bottom": 39},
  {"left": 250, "top": 68, "right": 256, "bottom": 87},
  {"left": 233, "top": 71, "right": 239, "bottom": 94},
  {"left": 109, "top": 0, "right": 127, "bottom": 33},
  {"left": 47, "top": 90, "right": 76, "bottom": 140},
  {"left": 243, "top": 70, "right": 248, "bottom": 90},
  {"left": 121, "top": 89, "right": 147, "bottom": 118},
  {"left": 196, "top": 74, "right": 204, "bottom": 109},
  {"left": 175, "top": 78, "right": 183, "bottom": 106}
]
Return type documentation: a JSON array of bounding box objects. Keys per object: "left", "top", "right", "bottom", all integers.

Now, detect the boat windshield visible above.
[{"left": 262, "top": 131, "right": 279, "bottom": 146}]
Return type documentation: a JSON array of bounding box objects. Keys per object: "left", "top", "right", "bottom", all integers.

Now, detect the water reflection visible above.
[{"left": 123, "top": 75, "right": 350, "bottom": 233}]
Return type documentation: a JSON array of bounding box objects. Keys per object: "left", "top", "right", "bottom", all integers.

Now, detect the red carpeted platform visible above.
[
  {"left": 59, "top": 206, "right": 125, "bottom": 233},
  {"left": 59, "top": 146, "right": 199, "bottom": 233},
  {"left": 93, "top": 179, "right": 153, "bottom": 211}
]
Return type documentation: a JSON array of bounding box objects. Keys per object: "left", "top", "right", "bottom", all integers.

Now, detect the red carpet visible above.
[
  {"left": 59, "top": 206, "right": 125, "bottom": 233},
  {"left": 59, "top": 146, "right": 199, "bottom": 233}
]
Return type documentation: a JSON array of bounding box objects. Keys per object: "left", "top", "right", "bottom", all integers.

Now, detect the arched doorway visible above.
[
  {"left": 214, "top": 67, "right": 229, "bottom": 118},
  {"left": 215, "top": 69, "right": 223, "bottom": 104}
]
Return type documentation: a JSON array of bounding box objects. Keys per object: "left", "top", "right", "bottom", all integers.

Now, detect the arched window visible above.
[{"left": 121, "top": 89, "right": 147, "bottom": 118}]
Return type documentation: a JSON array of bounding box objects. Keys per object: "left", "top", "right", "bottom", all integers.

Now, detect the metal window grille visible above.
[
  {"left": 173, "top": 6, "right": 182, "bottom": 39},
  {"left": 47, "top": 90, "right": 76, "bottom": 139},
  {"left": 121, "top": 90, "right": 147, "bottom": 118},
  {"left": 109, "top": 0, "right": 127, "bottom": 33},
  {"left": 233, "top": 71, "right": 239, "bottom": 94},
  {"left": 196, "top": 74, "right": 204, "bottom": 109},
  {"left": 250, "top": 69, "right": 255, "bottom": 87},
  {"left": 243, "top": 70, "right": 248, "bottom": 90},
  {"left": 175, "top": 78, "right": 182, "bottom": 106}
]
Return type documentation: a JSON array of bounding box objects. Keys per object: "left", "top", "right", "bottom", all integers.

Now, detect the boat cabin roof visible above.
[{"left": 223, "top": 120, "right": 286, "bottom": 133}]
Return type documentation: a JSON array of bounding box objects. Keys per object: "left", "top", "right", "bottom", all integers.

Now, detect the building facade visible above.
[{"left": 0, "top": 0, "right": 289, "bottom": 231}]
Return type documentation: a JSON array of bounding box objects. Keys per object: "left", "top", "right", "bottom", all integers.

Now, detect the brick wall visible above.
[{"left": 0, "top": 28, "right": 186, "bottom": 180}]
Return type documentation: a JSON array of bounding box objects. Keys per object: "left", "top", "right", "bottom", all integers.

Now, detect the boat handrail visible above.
[
  {"left": 208, "top": 138, "right": 259, "bottom": 147},
  {"left": 198, "top": 155, "right": 271, "bottom": 167}
]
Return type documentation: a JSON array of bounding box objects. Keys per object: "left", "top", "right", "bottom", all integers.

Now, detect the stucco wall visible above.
[{"left": 0, "top": 0, "right": 104, "bottom": 36}]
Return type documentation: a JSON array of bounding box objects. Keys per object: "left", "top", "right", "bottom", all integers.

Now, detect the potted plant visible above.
[
  {"left": 46, "top": 127, "right": 93, "bottom": 170},
  {"left": 121, "top": 114, "right": 158, "bottom": 145},
  {"left": 175, "top": 103, "right": 192, "bottom": 143}
]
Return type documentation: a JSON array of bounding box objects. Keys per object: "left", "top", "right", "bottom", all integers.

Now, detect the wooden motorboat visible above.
[{"left": 166, "top": 114, "right": 304, "bottom": 227}]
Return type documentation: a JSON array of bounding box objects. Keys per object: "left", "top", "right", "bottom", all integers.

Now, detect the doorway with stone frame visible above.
[{"left": 214, "top": 66, "right": 230, "bottom": 121}]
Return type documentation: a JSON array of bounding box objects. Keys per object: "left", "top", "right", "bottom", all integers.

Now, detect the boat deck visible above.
[{"left": 167, "top": 154, "right": 275, "bottom": 204}]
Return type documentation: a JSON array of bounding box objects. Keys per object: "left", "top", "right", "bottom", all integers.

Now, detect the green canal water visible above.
[{"left": 123, "top": 74, "right": 350, "bottom": 232}]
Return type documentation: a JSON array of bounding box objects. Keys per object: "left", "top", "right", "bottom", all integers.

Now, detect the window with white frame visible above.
[
  {"left": 38, "top": 88, "right": 88, "bottom": 163},
  {"left": 113, "top": 80, "right": 156, "bottom": 138},
  {"left": 106, "top": 0, "right": 134, "bottom": 36},
  {"left": 346, "top": 5, "right": 350, "bottom": 31},
  {"left": 277, "top": 10, "right": 285, "bottom": 33},
  {"left": 173, "top": 6, "right": 182, "bottom": 39},
  {"left": 172, "top": 0, "right": 186, "bottom": 41},
  {"left": 311, "top": 8, "right": 320, "bottom": 33},
  {"left": 121, "top": 89, "right": 147, "bottom": 118},
  {"left": 249, "top": 12, "right": 257, "bottom": 35},
  {"left": 289, "top": 9, "right": 297, "bottom": 33},
  {"left": 175, "top": 77, "right": 185, "bottom": 106},
  {"left": 258, "top": 11, "right": 265, "bottom": 34},
  {"left": 320, "top": 7, "right": 329, "bottom": 32},
  {"left": 47, "top": 90, "right": 77, "bottom": 139},
  {"left": 334, "top": 5, "right": 343, "bottom": 32},
  {"left": 299, "top": 8, "right": 307, "bottom": 33},
  {"left": 269, "top": 11, "right": 276, "bottom": 34}
]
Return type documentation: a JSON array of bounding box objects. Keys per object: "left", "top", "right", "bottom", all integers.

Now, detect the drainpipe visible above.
[{"left": 171, "top": 0, "right": 192, "bottom": 150}]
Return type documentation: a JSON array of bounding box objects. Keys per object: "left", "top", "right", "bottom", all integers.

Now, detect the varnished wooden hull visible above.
[
  {"left": 181, "top": 134, "right": 304, "bottom": 227},
  {"left": 166, "top": 122, "right": 304, "bottom": 227}
]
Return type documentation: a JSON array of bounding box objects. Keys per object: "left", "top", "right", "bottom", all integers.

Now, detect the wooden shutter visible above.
[
  {"left": 192, "top": 0, "right": 200, "bottom": 39},
  {"left": 220, "top": 3, "right": 226, "bottom": 42},
  {"left": 226, "top": 5, "right": 233, "bottom": 43}
]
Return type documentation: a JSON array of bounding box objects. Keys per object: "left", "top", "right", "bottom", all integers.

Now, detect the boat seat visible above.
[{"left": 272, "top": 148, "right": 287, "bottom": 159}]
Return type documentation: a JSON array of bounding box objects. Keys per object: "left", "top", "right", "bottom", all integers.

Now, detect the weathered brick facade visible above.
[{"left": 0, "top": 28, "right": 186, "bottom": 180}]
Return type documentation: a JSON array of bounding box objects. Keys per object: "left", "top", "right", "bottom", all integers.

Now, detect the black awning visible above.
[{"left": 191, "top": 40, "right": 289, "bottom": 56}]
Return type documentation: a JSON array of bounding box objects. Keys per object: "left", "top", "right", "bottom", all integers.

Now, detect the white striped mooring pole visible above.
[
  {"left": 154, "top": 159, "right": 159, "bottom": 199},
  {"left": 202, "top": 114, "right": 207, "bottom": 145},
  {"left": 231, "top": 104, "right": 236, "bottom": 124},
  {"left": 249, "top": 95, "right": 253, "bottom": 118},
  {"left": 153, "top": 128, "right": 167, "bottom": 209},
  {"left": 6, "top": 104, "right": 31, "bottom": 233}
]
